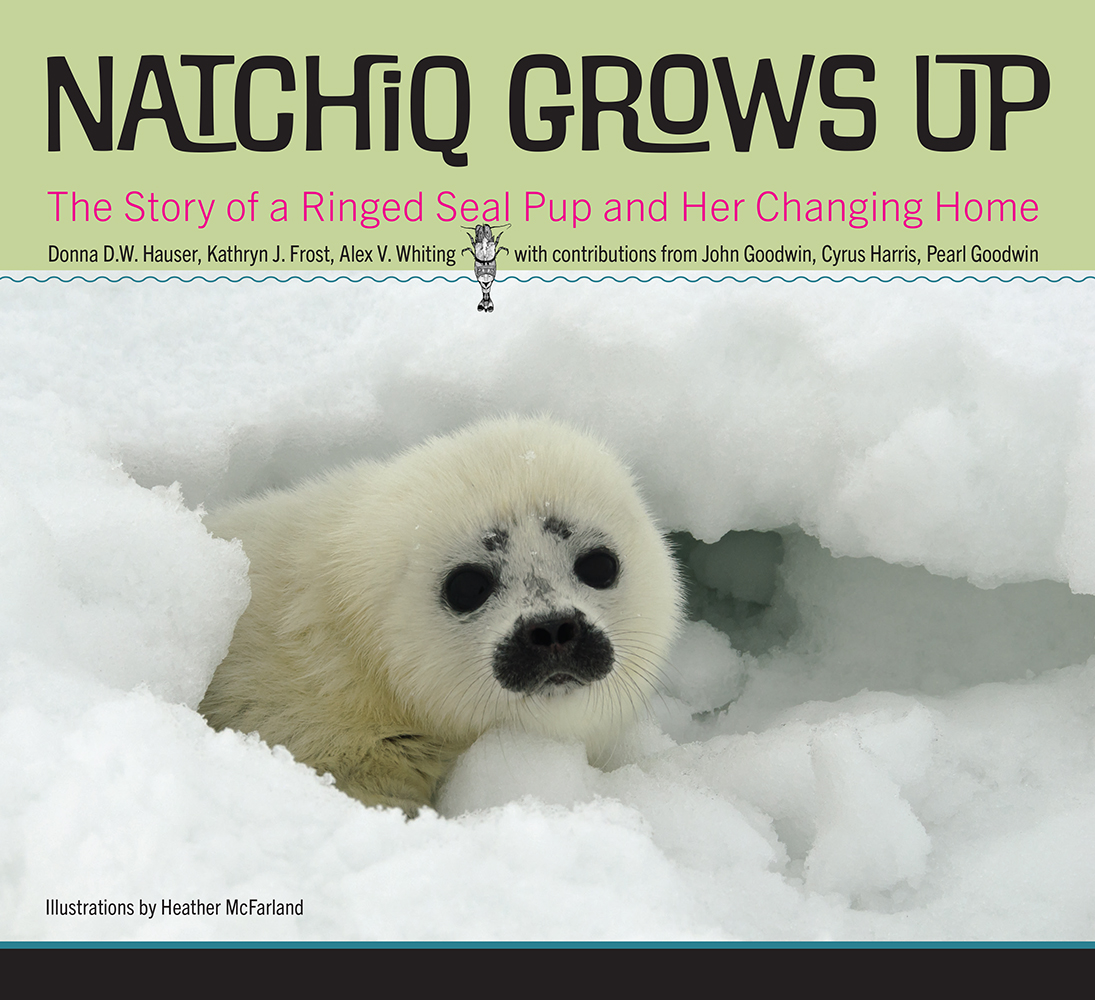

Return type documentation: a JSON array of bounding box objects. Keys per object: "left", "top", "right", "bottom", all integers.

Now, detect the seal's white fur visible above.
[{"left": 199, "top": 417, "right": 681, "bottom": 813}]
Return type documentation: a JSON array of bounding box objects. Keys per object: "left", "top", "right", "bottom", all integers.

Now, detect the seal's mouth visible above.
[
  {"left": 546, "top": 671, "right": 579, "bottom": 686},
  {"left": 535, "top": 672, "right": 586, "bottom": 695}
]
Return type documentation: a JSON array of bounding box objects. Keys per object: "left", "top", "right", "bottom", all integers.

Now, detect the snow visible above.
[{"left": 3, "top": 272, "right": 1095, "bottom": 941}]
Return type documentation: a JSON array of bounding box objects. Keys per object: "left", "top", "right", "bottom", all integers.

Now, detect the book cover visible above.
[{"left": 3, "top": 0, "right": 1093, "bottom": 944}]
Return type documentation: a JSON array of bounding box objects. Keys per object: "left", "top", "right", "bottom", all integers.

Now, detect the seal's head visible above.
[{"left": 329, "top": 417, "right": 682, "bottom": 751}]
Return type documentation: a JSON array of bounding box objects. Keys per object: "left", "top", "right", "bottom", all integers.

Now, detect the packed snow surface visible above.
[{"left": 3, "top": 273, "right": 1095, "bottom": 941}]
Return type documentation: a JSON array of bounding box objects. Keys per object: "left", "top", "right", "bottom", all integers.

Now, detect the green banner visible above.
[{"left": 4, "top": 0, "right": 1087, "bottom": 271}]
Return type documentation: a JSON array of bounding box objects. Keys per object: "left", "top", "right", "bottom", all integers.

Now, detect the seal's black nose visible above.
[
  {"left": 526, "top": 617, "right": 579, "bottom": 649},
  {"left": 493, "top": 609, "right": 614, "bottom": 693}
]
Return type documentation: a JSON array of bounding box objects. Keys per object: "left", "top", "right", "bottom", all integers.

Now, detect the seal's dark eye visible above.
[
  {"left": 443, "top": 566, "right": 495, "bottom": 613},
  {"left": 574, "top": 549, "right": 618, "bottom": 589}
]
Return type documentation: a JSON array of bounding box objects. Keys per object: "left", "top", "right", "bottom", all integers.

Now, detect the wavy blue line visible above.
[
  {"left": 0, "top": 272, "right": 1092, "bottom": 285},
  {"left": 499, "top": 273, "right": 1095, "bottom": 285},
  {"left": 0, "top": 273, "right": 471, "bottom": 285}
]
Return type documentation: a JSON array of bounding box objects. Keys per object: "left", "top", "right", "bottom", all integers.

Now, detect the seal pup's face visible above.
[
  {"left": 364, "top": 418, "right": 682, "bottom": 749},
  {"left": 445, "top": 513, "right": 623, "bottom": 697}
]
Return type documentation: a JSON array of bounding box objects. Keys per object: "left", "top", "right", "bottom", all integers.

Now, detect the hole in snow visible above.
[
  {"left": 669, "top": 527, "right": 1095, "bottom": 709},
  {"left": 670, "top": 529, "right": 798, "bottom": 656}
]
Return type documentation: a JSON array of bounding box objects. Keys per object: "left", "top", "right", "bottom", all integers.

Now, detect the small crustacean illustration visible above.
[{"left": 462, "top": 223, "right": 510, "bottom": 312}]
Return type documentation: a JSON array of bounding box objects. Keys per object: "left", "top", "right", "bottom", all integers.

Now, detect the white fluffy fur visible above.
[{"left": 199, "top": 417, "right": 682, "bottom": 813}]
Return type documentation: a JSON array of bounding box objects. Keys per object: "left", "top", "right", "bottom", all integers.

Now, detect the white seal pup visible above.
[{"left": 199, "top": 417, "right": 682, "bottom": 814}]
